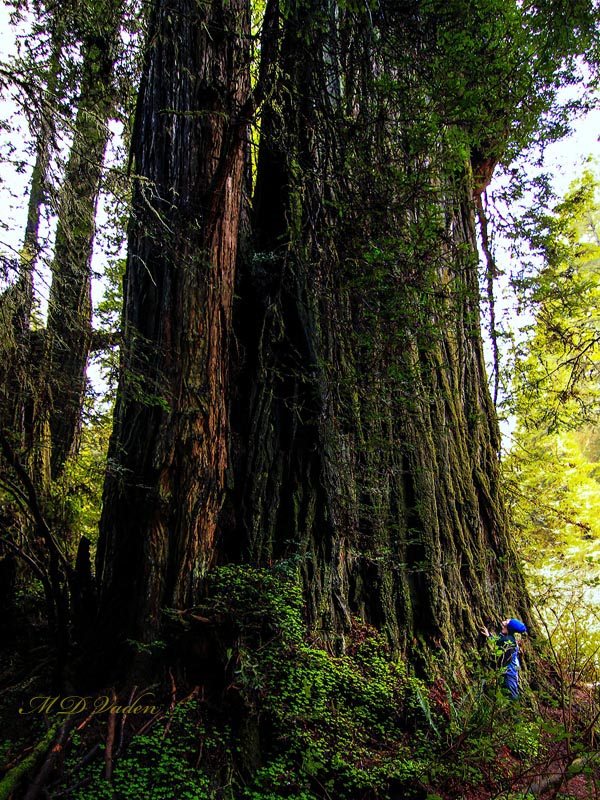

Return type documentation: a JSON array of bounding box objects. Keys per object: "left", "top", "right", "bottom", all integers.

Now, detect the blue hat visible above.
[{"left": 507, "top": 618, "right": 527, "bottom": 634}]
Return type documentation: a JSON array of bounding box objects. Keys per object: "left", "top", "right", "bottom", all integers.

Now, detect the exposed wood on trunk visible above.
[{"left": 96, "top": 0, "right": 251, "bottom": 656}]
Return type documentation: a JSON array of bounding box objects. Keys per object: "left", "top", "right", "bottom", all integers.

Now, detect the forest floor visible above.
[
  {"left": 454, "top": 692, "right": 600, "bottom": 800},
  {"left": 1, "top": 605, "right": 599, "bottom": 800}
]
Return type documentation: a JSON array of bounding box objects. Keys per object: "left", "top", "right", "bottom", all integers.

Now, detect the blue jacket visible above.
[{"left": 497, "top": 633, "right": 520, "bottom": 699}]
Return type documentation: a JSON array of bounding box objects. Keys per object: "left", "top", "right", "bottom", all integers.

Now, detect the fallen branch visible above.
[
  {"left": 162, "top": 669, "right": 178, "bottom": 740},
  {"left": 104, "top": 690, "right": 117, "bottom": 781},
  {"left": 134, "top": 710, "right": 164, "bottom": 737},
  {"left": 528, "top": 752, "right": 600, "bottom": 797},
  {"left": 24, "top": 719, "right": 74, "bottom": 800},
  {"left": 117, "top": 686, "right": 138, "bottom": 756},
  {"left": 46, "top": 743, "right": 101, "bottom": 794},
  {"left": 0, "top": 722, "right": 61, "bottom": 800}
]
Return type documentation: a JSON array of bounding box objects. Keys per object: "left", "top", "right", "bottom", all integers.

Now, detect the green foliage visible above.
[
  {"left": 206, "top": 564, "right": 425, "bottom": 798},
  {"left": 76, "top": 568, "right": 570, "bottom": 800},
  {"left": 510, "top": 169, "right": 600, "bottom": 432},
  {"left": 196, "top": 566, "right": 556, "bottom": 798},
  {"left": 505, "top": 428, "right": 600, "bottom": 569},
  {"left": 45, "top": 407, "right": 112, "bottom": 547},
  {"left": 21, "top": 563, "right": 599, "bottom": 799},
  {"left": 50, "top": 564, "right": 439, "bottom": 800},
  {"left": 504, "top": 169, "right": 600, "bottom": 604},
  {"left": 507, "top": 719, "right": 541, "bottom": 760},
  {"left": 63, "top": 702, "right": 212, "bottom": 800},
  {"left": 532, "top": 585, "right": 600, "bottom": 685}
]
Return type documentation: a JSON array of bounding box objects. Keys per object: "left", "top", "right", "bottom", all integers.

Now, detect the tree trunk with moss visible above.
[
  {"left": 95, "top": 0, "right": 251, "bottom": 656},
  {"left": 225, "top": 0, "right": 529, "bottom": 664},
  {"left": 43, "top": 1, "right": 123, "bottom": 483},
  {"left": 96, "top": 0, "right": 530, "bottom": 671},
  {"left": 0, "top": 8, "right": 64, "bottom": 460}
]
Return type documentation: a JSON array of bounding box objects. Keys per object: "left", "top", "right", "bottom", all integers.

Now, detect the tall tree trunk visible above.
[
  {"left": 43, "top": 1, "right": 122, "bottom": 482},
  {"left": 0, "top": 13, "right": 64, "bottom": 621},
  {"left": 226, "top": 0, "right": 530, "bottom": 663},
  {"left": 96, "top": 0, "right": 251, "bottom": 652},
  {"left": 0, "top": 10, "right": 64, "bottom": 459},
  {"left": 95, "top": 0, "right": 530, "bottom": 678}
]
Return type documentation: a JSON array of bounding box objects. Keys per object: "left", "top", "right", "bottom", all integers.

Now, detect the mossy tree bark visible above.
[
  {"left": 43, "top": 1, "right": 124, "bottom": 483},
  {"left": 96, "top": 0, "right": 531, "bottom": 672},
  {"left": 226, "top": 0, "right": 530, "bottom": 663},
  {"left": 96, "top": 0, "right": 251, "bottom": 653}
]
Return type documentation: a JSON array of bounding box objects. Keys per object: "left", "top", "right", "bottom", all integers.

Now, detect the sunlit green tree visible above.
[{"left": 505, "top": 169, "right": 600, "bottom": 575}]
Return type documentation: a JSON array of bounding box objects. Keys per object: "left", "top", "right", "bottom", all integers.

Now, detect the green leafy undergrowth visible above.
[
  {"left": 200, "top": 564, "right": 548, "bottom": 799},
  {"left": 44, "top": 564, "right": 567, "bottom": 799},
  {"left": 204, "top": 563, "right": 432, "bottom": 798},
  {"left": 60, "top": 702, "right": 213, "bottom": 800}
]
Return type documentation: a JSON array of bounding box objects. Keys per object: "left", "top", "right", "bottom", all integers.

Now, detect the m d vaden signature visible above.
[{"left": 19, "top": 692, "right": 159, "bottom": 716}]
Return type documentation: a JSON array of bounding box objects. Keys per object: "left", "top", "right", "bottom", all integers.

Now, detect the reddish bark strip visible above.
[{"left": 96, "top": 0, "right": 250, "bottom": 653}]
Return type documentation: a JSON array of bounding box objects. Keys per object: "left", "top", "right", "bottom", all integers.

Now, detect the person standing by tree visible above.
[{"left": 482, "top": 618, "right": 528, "bottom": 699}]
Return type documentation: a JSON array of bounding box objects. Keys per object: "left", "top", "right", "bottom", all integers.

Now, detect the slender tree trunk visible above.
[
  {"left": 0, "top": 14, "right": 64, "bottom": 618},
  {"left": 43, "top": 3, "right": 123, "bottom": 482},
  {"left": 96, "top": 0, "right": 251, "bottom": 652},
  {"left": 0, "top": 12, "right": 63, "bottom": 459}
]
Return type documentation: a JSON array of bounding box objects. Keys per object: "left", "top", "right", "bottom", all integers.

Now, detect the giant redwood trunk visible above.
[
  {"left": 96, "top": 0, "right": 251, "bottom": 650},
  {"left": 226, "top": 0, "right": 530, "bottom": 663},
  {"left": 97, "top": 0, "right": 530, "bottom": 670}
]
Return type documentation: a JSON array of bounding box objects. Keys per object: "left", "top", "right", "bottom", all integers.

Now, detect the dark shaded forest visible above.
[{"left": 0, "top": 0, "right": 599, "bottom": 797}]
